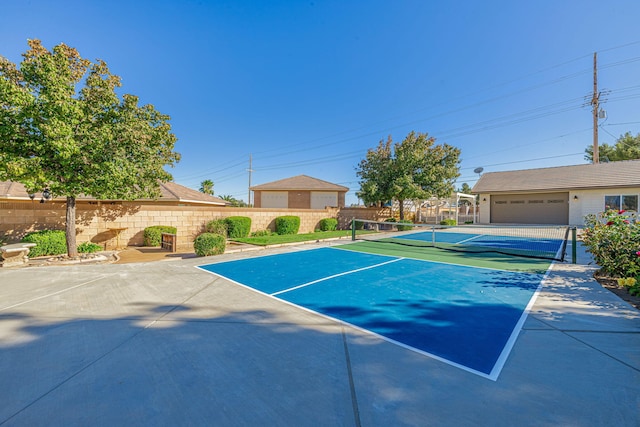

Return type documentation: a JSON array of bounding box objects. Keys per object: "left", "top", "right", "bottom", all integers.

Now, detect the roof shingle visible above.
[
  {"left": 250, "top": 175, "right": 349, "bottom": 191},
  {"left": 472, "top": 160, "right": 640, "bottom": 193}
]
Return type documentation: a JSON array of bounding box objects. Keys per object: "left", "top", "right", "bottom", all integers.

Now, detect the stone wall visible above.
[{"left": 0, "top": 201, "right": 357, "bottom": 250}]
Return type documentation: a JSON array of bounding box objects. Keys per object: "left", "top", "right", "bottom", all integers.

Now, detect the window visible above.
[{"left": 605, "top": 194, "right": 638, "bottom": 212}]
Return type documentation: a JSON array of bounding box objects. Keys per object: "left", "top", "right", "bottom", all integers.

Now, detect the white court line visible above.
[
  {"left": 271, "top": 258, "right": 404, "bottom": 296},
  {"left": 0, "top": 275, "right": 108, "bottom": 312}
]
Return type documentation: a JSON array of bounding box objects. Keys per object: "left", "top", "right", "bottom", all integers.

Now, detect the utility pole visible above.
[
  {"left": 247, "top": 154, "right": 254, "bottom": 207},
  {"left": 591, "top": 52, "right": 600, "bottom": 164}
]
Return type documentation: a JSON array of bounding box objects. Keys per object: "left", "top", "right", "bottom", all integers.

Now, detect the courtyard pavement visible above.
[{"left": 0, "top": 242, "right": 638, "bottom": 426}]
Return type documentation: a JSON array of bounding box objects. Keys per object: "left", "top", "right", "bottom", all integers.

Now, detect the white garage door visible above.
[
  {"left": 261, "top": 191, "right": 288, "bottom": 208},
  {"left": 311, "top": 192, "right": 338, "bottom": 209},
  {"left": 490, "top": 193, "right": 569, "bottom": 224}
]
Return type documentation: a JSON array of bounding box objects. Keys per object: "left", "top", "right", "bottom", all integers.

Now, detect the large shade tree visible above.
[
  {"left": 0, "top": 40, "right": 180, "bottom": 257},
  {"left": 356, "top": 131, "right": 461, "bottom": 219},
  {"left": 585, "top": 132, "right": 640, "bottom": 162}
]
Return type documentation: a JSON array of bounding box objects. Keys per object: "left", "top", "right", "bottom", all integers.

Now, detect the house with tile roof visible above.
[
  {"left": 472, "top": 160, "right": 640, "bottom": 225},
  {"left": 0, "top": 180, "right": 229, "bottom": 206},
  {"left": 250, "top": 175, "right": 349, "bottom": 209}
]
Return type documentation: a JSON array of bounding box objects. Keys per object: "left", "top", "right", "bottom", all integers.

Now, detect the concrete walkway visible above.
[{"left": 0, "top": 242, "right": 638, "bottom": 426}]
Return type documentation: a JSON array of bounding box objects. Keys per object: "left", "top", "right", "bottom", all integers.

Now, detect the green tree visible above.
[
  {"left": 585, "top": 132, "right": 640, "bottom": 162},
  {"left": 356, "top": 131, "right": 461, "bottom": 219},
  {"left": 199, "top": 179, "right": 214, "bottom": 195},
  {"left": 220, "top": 194, "right": 248, "bottom": 207},
  {"left": 0, "top": 40, "right": 180, "bottom": 257}
]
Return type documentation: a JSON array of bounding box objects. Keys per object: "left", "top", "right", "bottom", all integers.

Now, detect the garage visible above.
[
  {"left": 490, "top": 193, "right": 569, "bottom": 224},
  {"left": 261, "top": 191, "right": 288, "bottom": 208},
  {"left": 310, "top": 192, "right": 338, "bottom": 209}
]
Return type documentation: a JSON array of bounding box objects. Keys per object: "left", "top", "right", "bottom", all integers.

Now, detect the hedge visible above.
[
  {"left": 397, "top": 219, "right": 414, "bottom": 231},
  {"left": 143, "top": 226, "right": 177, "bottom": 247},
  {"left": 193, "top": 233, "right": 226, "bottom": 256},
  {"left": 19, "top": 230, "right": 104, "bottom": 257},
  {"left": 206, "top": 219, "right": 228, "bottom": 238},
  {"left": 275, "top": 216, "right": 300, "bottom": 235},
  {"left": 21, "top": 230, "right": 67, "bottom": 257},
  {"left": 318, "top": 218, "right": 338, "bottom": 231},
  {"left": 225, "top": 216, "right": 251, "bottom": 238}
]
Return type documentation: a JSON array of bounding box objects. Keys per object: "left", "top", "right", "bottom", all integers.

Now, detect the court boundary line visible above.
[
  {"left": 488, "top": 263, "right": 554, "bottom": 379},
  {"left": 271, "top": 258, "right": 403, "bottom": 296}
]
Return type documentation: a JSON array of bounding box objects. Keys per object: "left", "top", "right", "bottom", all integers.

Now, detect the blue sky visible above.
[{"left": 2, "top": 1, "right": 639, "bottom": 205}]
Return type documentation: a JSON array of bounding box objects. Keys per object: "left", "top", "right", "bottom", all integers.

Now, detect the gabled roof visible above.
[
  {"left": 250, "top": 175, "right": 349, "bottom": 191},
  {"left": 0, "top": 180, "right": 229, "bottom": 206},
  {"left": 472, "top": 160, "right": 640, "bottom": 193}
]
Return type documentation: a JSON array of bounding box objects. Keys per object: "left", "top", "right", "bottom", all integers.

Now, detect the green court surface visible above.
[{"left": 338, "top": 241, "right": 553, "bottom": 274}]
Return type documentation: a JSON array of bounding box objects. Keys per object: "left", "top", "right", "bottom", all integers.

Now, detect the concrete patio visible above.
[{"left": 0, "top": 242, "right": 638, "bottom": 426}]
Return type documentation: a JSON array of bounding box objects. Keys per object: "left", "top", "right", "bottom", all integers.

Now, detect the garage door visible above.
[
  {"left": 261, "top": 191, "right": 288, "bottom": 208},
  {"left": 490, "top": 193, "right": 569, "bottom": 224},
  {"left": 311, "top": 192, "right": 338, "bottom": 209}
]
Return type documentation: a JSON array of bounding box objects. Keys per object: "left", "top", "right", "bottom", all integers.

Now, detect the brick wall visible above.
[{"left": 0, "top": 201, "right": 361, "bottom": 250}]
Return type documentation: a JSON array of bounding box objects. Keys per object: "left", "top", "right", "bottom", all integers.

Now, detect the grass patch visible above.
[{"left": 231, "top": 230, "right": 372, "bottom": 246}]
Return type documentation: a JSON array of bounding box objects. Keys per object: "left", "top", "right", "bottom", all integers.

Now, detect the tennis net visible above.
[{"left": 351, "top": 219, "right": 572, "bottom": 261}]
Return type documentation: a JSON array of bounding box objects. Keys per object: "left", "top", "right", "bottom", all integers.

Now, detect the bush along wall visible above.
[
  {"left": 21, "top": 230, "right": 67, "bottom": 257},
  {"left": 225, "top": 216, "right": 251, "bottom": 238},
  {"left": 275, "top": 216, "right": 300, "bottom": 235},
  {"left": 206, "top": 219, "right": 228, "bottom": 238},
  {"left": 318, "top": 218, "right": 338, "bottom": 231},
  {"left": 143, "top": 226, "right": 178, "bottom": 247},
  {"left": 193, "top": 233, "right": 226, "bottom": 256}
]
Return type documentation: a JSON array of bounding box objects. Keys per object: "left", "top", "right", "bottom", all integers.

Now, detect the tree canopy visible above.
[
  {"left": 199, "top": 179, "right": 214, "bottom": 195},
  {"left": 585, "top": 132, "right": 640, "bottom": 162},
  {"left": 356, "top": 131, "right": 460, "bottom": 219},
  {"left": 0, "top": 40, "right": 180, "bottom": 256}
]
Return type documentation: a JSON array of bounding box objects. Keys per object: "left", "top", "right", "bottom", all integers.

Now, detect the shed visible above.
[{"left": 251, "top": 175, "right": 348, "bottom": 209}]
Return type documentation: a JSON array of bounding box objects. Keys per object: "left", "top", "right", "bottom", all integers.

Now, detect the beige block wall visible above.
[{"left": 2, "top": 201, "right": 381, "bottom": 250}]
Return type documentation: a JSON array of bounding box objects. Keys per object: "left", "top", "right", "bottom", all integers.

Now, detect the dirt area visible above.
[{"left": 594, "top": 273, "right": 640, "bottom": 311}]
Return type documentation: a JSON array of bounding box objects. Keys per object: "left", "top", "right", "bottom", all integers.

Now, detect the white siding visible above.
[{"left": 568, "top": 188, "right": 640, "bottom": 225}]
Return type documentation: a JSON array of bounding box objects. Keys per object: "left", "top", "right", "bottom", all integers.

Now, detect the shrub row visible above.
[
  {"left": 21, "top": 230, "right": 102, "bottom": 257},
  {"left": 143, "top": 226, "right": 177, "bottom": 246}
]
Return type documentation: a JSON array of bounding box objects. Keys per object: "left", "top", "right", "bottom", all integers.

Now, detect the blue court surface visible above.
[{"left": 198, "top": 247, "right": 547, "bottom": 380}]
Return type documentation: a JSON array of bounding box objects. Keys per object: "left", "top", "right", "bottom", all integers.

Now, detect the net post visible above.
[
  {"left": 351, "top": 218, "right": 356, "bottom": 241},
  {"left": 571, "top": 227, "right": 577, "bottom": 264}
]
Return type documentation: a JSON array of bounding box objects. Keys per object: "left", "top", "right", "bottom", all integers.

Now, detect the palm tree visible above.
[{"left": 199, "top": 179, "right": 214, "bottom": 195}]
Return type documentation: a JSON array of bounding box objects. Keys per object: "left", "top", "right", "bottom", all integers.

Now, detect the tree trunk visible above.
[
  {"left": 398, "top": 199, "right": 405, "bottom": 220},
  {"left": 66, "top": 196, "right": 78, "bottom": 257}
]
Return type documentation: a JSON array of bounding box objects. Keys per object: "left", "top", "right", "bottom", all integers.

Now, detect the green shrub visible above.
[
  {"left": 384, "top": 218, "right": 397, "bottom": 222},
  {"left": 143, "top": 226, "right": 177, "bottom": 246},
  {"left": 440, "top": 219, "right": 457, "bottom": 226},
  {"left": 318, "top": 218, "right": 338, "bottom": 231},
  {"left": 353, "top": 220, "right": 364, "bottom": 230},
  {"left": 206, "top": 219, "right": 228, "bottom": 238},
  {"left": 193, "top": 233, "right": 226, "bottom": 256},
  {"left": 250, "top": 229, "right": 273, "bottom": 237},
  {"left": 397, "top": 219, "right": 414, "bottom": 231},
  {"left": 78, "top": 242, "right": 103, "bottom": 253},
  {"left": 582, "top": 210, "right": 640, "bottom": 278},
  {"left": 21, "top": 230, "right": 67, "bottom": 257},
  {"left": 225, "top": 216, "right": 251, "bottom": 238},
  {"left": 275, "top": 216, "right": 300, "bottom": 235}
]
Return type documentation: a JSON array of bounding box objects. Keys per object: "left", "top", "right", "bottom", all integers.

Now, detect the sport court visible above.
[
  {"left": 1, "top": 240, "right": 638, "bottom": 426},
  {"left": 199, "top": 241, "right": 550, "bottom": 380}
]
